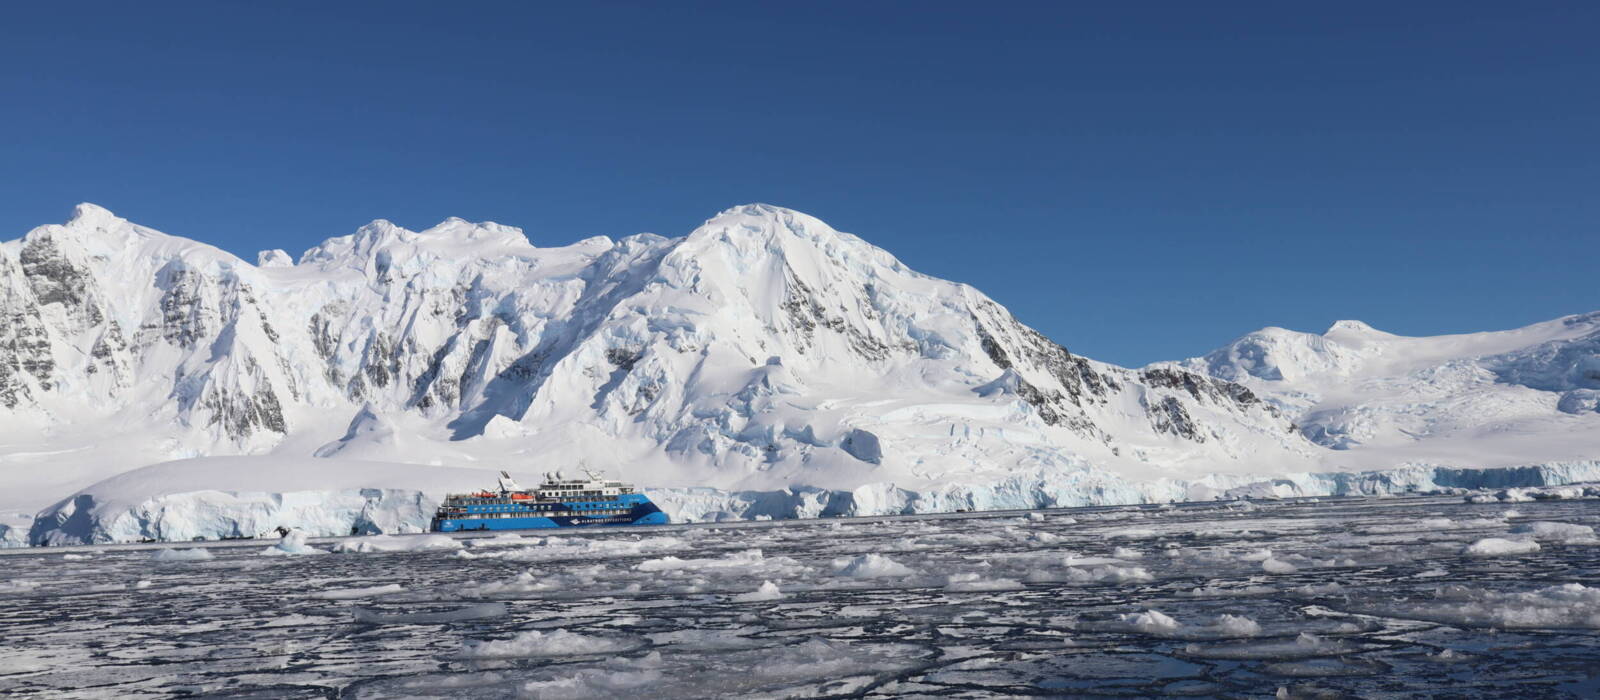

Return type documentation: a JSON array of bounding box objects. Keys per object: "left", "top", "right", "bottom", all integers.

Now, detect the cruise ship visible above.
[{"left": 430, "top": 470, "right": 668, "bottom": 532}]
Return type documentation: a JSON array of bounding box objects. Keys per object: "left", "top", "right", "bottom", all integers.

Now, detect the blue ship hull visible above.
[{"left": 431, "top": 492, "right": 668, "bottom": 533}]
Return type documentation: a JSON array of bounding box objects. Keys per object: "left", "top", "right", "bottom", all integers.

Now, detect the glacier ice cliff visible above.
[{"left": 26, "top": 459, "right": 1600, "bottom": 545}]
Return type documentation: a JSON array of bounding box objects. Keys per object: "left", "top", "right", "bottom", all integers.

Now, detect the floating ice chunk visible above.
[
  {"left": 1120, "top": 609, "right": 1181, "bottom": 635},
  {"left": 151, "top": 548, "right": 213, "bottom": 562},
  {"left": 711, "top": 638, "right": 919, "bottom": 688},
  {"left": 1262, "top": 658, "right": 1380, "bottom": 677},
  {"left": 1503, "top": 486, "right": 1588, "bottom": 500},
  {"left": 1027, "top": 512, "right": 1045, "bottom": 522},
  {"left": 1463, "top": 537, "right": 1540, "bottom": 557},
  {"left": 945, "top": 572, "right": 1023, "bottom": 591},
  {"left": 1511, "top": 521, "right": 1598, "bottom": 543},
  {"left": 1184, "top": 632, "right": 1349, "bottom": 660},
  {"left": 462, "top": 564, "right": 618, "bottom": 598},
  {"left": 1017, "top": 529, "right": 1063, "bottom": 544},
  {"left": 462, "top": 571, "right": 565, "bottom": 597},
  {"left": 1046, "top": 565, "right": 1153, "bottom": 584},
  {"left": 465, "top": 534, "right": 532, "bottom": 548},
  {"left": 1087, "top": 565, "right": 1153, "bottom": 583},
  {"left": 1184, "top": 583, "right": 1277, "bottom": 597},
  {"left": 832, "top": 553, "right": 915, "bottom": 578},
  {"left": 1238, "top": 548, "right": 1274, "bottom": 562},
  {"left": 62, "top": 553, "right": 93, "bottom": 561},
  {"left": 637, "top": 549, "right": 804, "bottom": 578},
  {"left": 354, "top": 602, "right": 506, "bottom": 625},
  {"left": 309, "top": 583, "right": 404, "bottom": 600},
  {"left": 1107, "top": 610, "right": 1261, "bottom": 640},
  {"left": 1112, "top": 546, "right": 1144, "bottom": 559},
  {"left": 1262, "top": 558, "right": 1299, "bottom": 574},
  {"left": 0, "top": 579, "right": 43, "bottom": 594},
  {"left": 1358, "top": 583, "right": 1600, "bottom": 629},
  {"left": 262, "top": 530, "right": 326, "bottom": 556},
  {"left": 1059, "top": 555, "right": 1124, "bottom": 566},
  {"left": 1109, "top": 528, "right": 1159, "bottom": 539},
  {"left": 1292, "top": 583, "right": 1344, "bottom": 597},
  {"left": 82, "top": 583, "right": 127, "bottom": 593},
  {"left": 648, "top": 629, "right": 764, "bottom": 651},
  {"left": 1213, "top": 614, "right": 1263, "bottom": 637},
  {"left": 461, "top": 628, "right": 640, "bottom": 658},
  {"left": 521, "top": 666, "right": 663, "bottom": 697},
  {"left": 732, "top": 580, "right": 785, "bottom": 602},
  {"left": 332, "top": 534, "right": 462, "bottom": 553},
  {"left": 1366, "top": 517, "right": 1505, "bottom": 534},
  {"left": 500, "top": 536, "right": 687, "bottom": 562}
]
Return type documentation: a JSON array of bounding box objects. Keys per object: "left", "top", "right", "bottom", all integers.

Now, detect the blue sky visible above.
[{"left": 2, "top": 2, "right": 1595, "bottom": 366}]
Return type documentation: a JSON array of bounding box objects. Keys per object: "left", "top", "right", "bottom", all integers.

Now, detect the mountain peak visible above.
[
  {"left": 691, "top": 203, "right": 859, "bottom": 250},
  {"left": 1325, "top": 319, "right": 1380, "bottom": 336},
  {"left": 701, "top": 203, "right": 820, "bottom": 232},
  {"left": 257, "top": 249, "right": 293, "bottom": 268},
  {"left": 356, "top": 219, "right": 405, "bottom": 238},
  {"left": 712, "top": 203, "right": 790, "bottom": 219},
  {"left": 419, "top": 217, "right": 530, "bottom": 246},
  {"left": 66, "top": 202, "right": 123, "bottom": 229},
  {"left": 298, "top": 215, "right": 537, "bottom": 269}
]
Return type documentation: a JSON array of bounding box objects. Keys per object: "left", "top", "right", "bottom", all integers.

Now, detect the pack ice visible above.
[{"left": 2, "top": 203, "right": 1598, "bottom": 544}]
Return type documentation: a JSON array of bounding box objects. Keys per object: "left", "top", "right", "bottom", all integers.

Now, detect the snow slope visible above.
[
  {"left": 1183, "top": 313, "right": 1600, "bottom": 466},
  {"left": 2, "top": 203, "right": 1596, "bottom": 544}
]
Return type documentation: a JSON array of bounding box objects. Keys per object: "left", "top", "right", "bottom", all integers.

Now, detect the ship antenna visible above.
[{"left": 576, "top": 459, "right": 601, "bottom": 481}]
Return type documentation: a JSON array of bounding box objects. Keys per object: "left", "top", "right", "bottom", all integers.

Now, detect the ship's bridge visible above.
[{"left": 535, "top": 470, "right": 634, "bottom": 500}]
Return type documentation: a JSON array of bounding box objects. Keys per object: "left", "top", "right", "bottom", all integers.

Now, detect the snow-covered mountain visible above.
[
  {"left": 1185, "top": 313, "right": 1600, "bottom": 466},
  {"left": 3, "top": 203, "right": 1596, "bottom": 544}
]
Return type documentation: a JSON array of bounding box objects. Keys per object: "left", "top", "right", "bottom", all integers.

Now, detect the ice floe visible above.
[
  {"left": 150, "top": 548, "right": 213, "bottom": 562},
  {"left": 731, "top": 580, "right": 786, "bottom": 602},
  {"left": 831, "top": 553, "right": 915, "bottom": 578},
  {"left": 1462, "top": 537, "right": 1540, "bottom": 557}
]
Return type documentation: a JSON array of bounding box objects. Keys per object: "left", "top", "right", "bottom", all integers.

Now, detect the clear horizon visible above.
[{"left": 3, "top": 2, "right": 1596, "bottom": 366}]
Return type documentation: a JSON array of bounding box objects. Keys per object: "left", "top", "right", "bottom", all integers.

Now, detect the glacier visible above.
[
  {"left": 2, "top": 202, "right": 1597, "bottom": 545},
  {"left": 26, "top": 456, "right": 1600, "bottom": 546}
]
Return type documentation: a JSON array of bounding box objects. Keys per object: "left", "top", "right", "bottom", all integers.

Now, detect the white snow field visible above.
[
  {"left": 2, "top": 495, "right": 1598, "bottom": 698},
  {"left": 2, "top": 202, "right": 1599, "bottom": 545}
]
